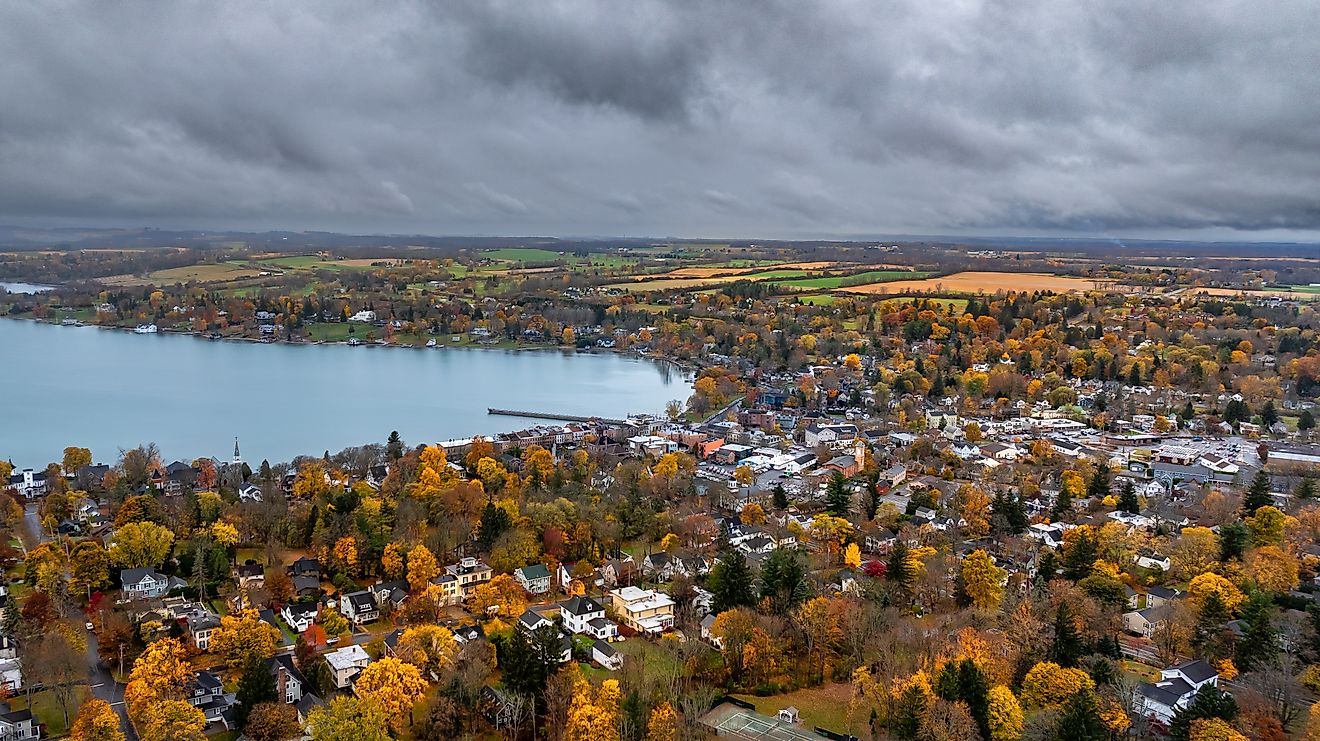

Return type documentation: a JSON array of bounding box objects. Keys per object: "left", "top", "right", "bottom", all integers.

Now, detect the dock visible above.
[{"left": 487, "top": 408, "right": 628, "bottom": 425}]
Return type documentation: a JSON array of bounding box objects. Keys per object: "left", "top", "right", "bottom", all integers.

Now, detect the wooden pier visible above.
[{"left": 486, "top": 408, "right": 627, "bottom": 425}]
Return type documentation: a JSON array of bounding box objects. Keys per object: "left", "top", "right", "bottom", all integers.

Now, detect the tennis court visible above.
[{"left": 702, "top": 703, "right": 821, "bottom": 740}]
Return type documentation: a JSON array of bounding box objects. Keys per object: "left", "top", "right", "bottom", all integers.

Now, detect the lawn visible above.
[
  {"left": 480, "top": 248, "right": 565, "bottom": 262},
  {"left": 770, "top": 270, "right": 931, "bottom": 290},
  {"left": 796, "top": 294, "right": 836, "bottom": 306},
  {"left": 8, "top": 686, "right": 88, "bottom": 737},
  {"left": 302, "top": 322, "right": 374, "bottom": 343},
  {"left": 732, "top": 682, "right": 856, "bottom": 734}
]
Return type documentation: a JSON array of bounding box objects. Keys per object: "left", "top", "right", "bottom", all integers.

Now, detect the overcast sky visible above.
[{"left": 2, "top": 1, "right": 1318, "bottom": 241}]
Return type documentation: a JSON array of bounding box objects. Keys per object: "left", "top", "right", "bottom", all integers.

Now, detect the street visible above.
[{"left": 85, "top": 630, "right": 137, "bottom": 741}]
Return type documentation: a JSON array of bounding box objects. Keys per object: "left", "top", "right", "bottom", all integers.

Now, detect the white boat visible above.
[
  {"left": 347, "top": 337, "right": 361, "bottom": 346},
  {"left": 425, "top": 339, "right": 437, "bottom": 348},
  {"left": 133, "top": 324, "right": 158, "bottom": 334}
]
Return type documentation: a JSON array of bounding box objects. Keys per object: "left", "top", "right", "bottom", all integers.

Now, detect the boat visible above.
[
  {"left": 133, "top": 324, "right": 158, "bottom": 334},
  {"left": 347, "top": 338, "right": 361, "bottom": 346},
  {"left": 425, "top": 338, "right": 437, "bottom": 348}
]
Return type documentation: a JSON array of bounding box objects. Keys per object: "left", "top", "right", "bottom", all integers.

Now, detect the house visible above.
[
  {"left": 600, "top": 557, "right": 640, "bottom": 588},
  {"left": 281, "top": 602, "right": 318, "bottom": 633},
  {"left": 0, "top": 659, "right": 21, "bottom": 694},
  {"left": 560, "top": 596, "right": 617, "bottom": 640},
  {"left": 175, "top": 603, "right": 221, "bottom": 650},
  {"left": 1123, "top": 607, "right": 1165, "bottom": 638},
  {"left": 1135, "top": 552, "right": 1172, "bottom": 572},
  {"left": 340, "top": 590, "right": 380, "bottom": 625},
  {"left": 236, "top": 562, "right": 265, "bottom": 589},
  {"left": 6, "top": 468, "right": 47, "bottom": 499},
  {"left": 517, "top": 609, "right": 554, "bottom": 635},
  {"left": 592, "top": 640, "right": 623, "bottom": 671},
  {"left": 1136, "top": 660, "right": 1219, "bottom": 723},
  {"left": 804, "top": 423, "right": 857, "bottom": 448},
  {"left": 369, "top": 580, "right": 409, "bottom": 615},
  {"left": 608, "top": 586, "right": 675, "bottom": 635},
  {"left": 445, "top": 557, "right": 493, "bottom": 597},
  {"left": 187, "top": 670, "right": 236, "bottom": 728},
  {"left": 238, "top": 483, "right": 263, "bottom": 502},
  {"left": 324, "top": 644, "right": 371, "bottom": 689},
  {"left": 266, "top": 654, "right": 307, "bottom": 706},
  {"left": 480, "top": 686, "right": 521, "bottom": 729},
  {"left": 514, "top": 564, "right": 552, "bottom": 595},
  {"left": 0, "top": 701, "right": 36, "bottom": 739},
  {"left": 700, "top": 614, "right": 720, "bottom": 647},
  {"left": 121, "top": 568, "right": 183, "bottom": 601},
  {"left": 821, "top": 454, "right": 861, "bottom": 478}
]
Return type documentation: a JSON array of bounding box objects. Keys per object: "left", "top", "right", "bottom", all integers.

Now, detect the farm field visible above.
[
  {"left": 479, "top": 247, "right": 565, "bottom": 262},
  {"left": 605, "top": 269, "right": 813, "bottom": 292},
  {"left": 98, "top": 262, "right": 266, "bottom": 285},
  {"left": 842, "top": 271, "right": 1114, "bottom": 295},
  {"left": 1186, "top": 286, "right": 1320, "bottom": 300},
  {"left": 251, "top": 255, "right": 381, "bottom": 271},
  {"left": 770, "top": 269, "right": 930, "bottom": 290}
]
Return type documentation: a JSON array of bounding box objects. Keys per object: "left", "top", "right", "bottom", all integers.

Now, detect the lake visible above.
[
  {"left": 0, "top": 282, "right": 54, "bottom": 294},
  {"left": 0, "top": 319, "right": 689, "bottom": 467}
]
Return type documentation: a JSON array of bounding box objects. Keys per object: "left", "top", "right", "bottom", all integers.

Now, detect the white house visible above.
[
  {"left": 0, "top": 701, "right": 37, "bottom": 739},
  {"left": 281, "top": 602, "right": 317, "bottom": 633},
  {"left": 592, "top": 640, "right": 622, "bottom": 671},
  {"left": 1136, "top": 660, "right": 1219, "bottom": 723},
  {"left": 559, "top": 596, "right": 618, "bottom": 640},
  {"left": 121, "top": 568, "right": 185, "bottom": 601},
  {"left": 6, "top": 469, "right": 48, "bottom": 499},
  {"left": 514, "top": 564, "right": 552, "bottom": 595},
  {"left": 325, "top": 645, "right": 371, "bottom": 689}
]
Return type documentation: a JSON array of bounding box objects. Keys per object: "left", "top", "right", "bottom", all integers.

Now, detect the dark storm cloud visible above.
[{"left": 1, "top": 0, "right": 1318, "bottom": 238}]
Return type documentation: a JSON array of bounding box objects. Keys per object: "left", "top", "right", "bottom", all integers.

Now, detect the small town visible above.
[{"left": 3, "top": 268, "right": 1320, "bottom": 740}]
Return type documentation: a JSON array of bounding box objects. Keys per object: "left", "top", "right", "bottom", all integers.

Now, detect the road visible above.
[
  {"left": 20, "top": 502, "right": 49, "bottom": 549},
  {"left": 85, "top": 630, "right": 137, "bottom": 741}
]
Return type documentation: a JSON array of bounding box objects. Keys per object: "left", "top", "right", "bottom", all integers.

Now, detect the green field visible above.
[
  {"left": 770, "top": 270, "right": 931, "bottom": 290},
  {"left": 887, "top": 296, "right": 970, "bottom": 313},
  {"left": 480, "top": 248, "right": 565, "bottom": 262},
  {"left": 797, "top": 294, "right": 837, "bottom": 306},
  {"left": 252, "top": 255, "right": 381, "bottom": 272},
  {"left": 1290, "top": 284, "right": 1320, "bottom": 294}
]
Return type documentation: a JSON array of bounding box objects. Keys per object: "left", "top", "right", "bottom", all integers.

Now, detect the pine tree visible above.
[
  {"left": 1168, "top": 685, "right": 1237, "bottom": 741},
  {"left": 386, "top": 431, "right": 404, "bottom": 461},
  {"left": 1053, "top": 484, "right": 1073, "bottom": 518},
  {"left": 1218, "top": 521, "right": 1249, "bottom": 561},
  {"left": 1086, "top": 465, "right": 1111, "bottom": 500},
  {"left": 1050, "top": 602, "right": 1085, "bottom": 667},
  {"left": 235, "top": 655, "right": 277, "bottom": 731},
  {"left": 709, "top": 548, "right": 756, "bottom": 613},
  {"left": 1299, "top": 409, "right": 1315, "bottom": 432},
  {"left": 1234, "top": 592, "right": 1277, "bottom": 672},
  {"left": 1118, "top": 479, "right": 1140, "bottom": 514},
  {"left": 1296, "top": 477, "right": 1315, "bottom": 500},
  {"left": 1242, "top": 470, "right": 1272, "bottom": 516},
  {"left": 1055, "top": 688, "right": 1106, "bottom": 741},
  {"left": 934, "top": 659, "right": 990, "bottom": 741},
  {"left": 772, "top": 483, "right": 789, "bottom": 510},
  {"left": 759, "top": 547, "right": 807, "bottom": 613},
  {"left": 1261, "top": 400, "right": 1279, "bottom": 426},
  {"left": 477, "top": 501, "right": 512, "bottom": 549},
  {"left": 886, "top": 541, "right": 913, "bottom": 589},
  {"left": 825, "top": 472, "right": 850, "bottom": 517}
]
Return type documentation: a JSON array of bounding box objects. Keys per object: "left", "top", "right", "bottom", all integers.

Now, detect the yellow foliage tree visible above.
[
  {"left": 406, "top": 544, "right": 440, "bottom": 593},
  {"left": 1098, "top": 696, "right": 1131, "bottom": 737},
  {"left": 468, "top": 574, "right": 528, "bottom": 620},
  {"left": 208, "top": 609, "right": 282, "bottom": 665},
  {"left": 986, "top": 685, "right": 1023, "bottom": 741},
  {"left": 1020, "top": 662, "right": 1095, "bottom": 708},
  {"left": 292, "top": 460, "right": 330, "bottom": 499},
  {"left": 140, "top": 700, "right": 206, "bottom": 741},
  {"left": 1245, "top": 506, "right": 1295, "bottom": 547},
  {"left": 70, "top": 697, "right": 125, "bottom": 741},
  {"left": 332, "top": 536, "right": 358, "bottom": 576},
  {"left": 395, "top": 624, "right": 457, "bottom": 676},
  {"left": 740, "top": 502, "right": 765, "bottom": 525},
  {"left": 381, "top": 542, "right": 404, "bottom": 580},
  {"left": 566, "top": 678, "right": 621, "bottom": 741},
  {"left": 961, "top": 549, "right": 1006, "bottom": 612},
  {"left": 109, "top": 521, "right": 175, "bottom": 568},
  {"left": 128, "top": 637, "right": 193, "bottom": 702},
  {"left": 210, "top": 521, "right": 239, "bottom": 548},
  {"left": 1246, "top": 545, "right": 1299, "bottom": 593},
  {"left": 308, "top": 697, "right": 390, "bottom": 741},
  {"left": 646, "top": 702, "right": 679, "bottom": 741},
  {"left": 1188, "top": 572, "right": 1247, "bottom": 615},
  {"left": 844, "top": 542, "right": 862, "bottom": 570},
  {"left": 354, "top": 657, "right": 429, "bottom": 732},
  {"left": 1188, "top": 718, "right": 1248, "bottom": 741},
  {"left": 658, "top": 533, "right": 679, "bottom": 553}
]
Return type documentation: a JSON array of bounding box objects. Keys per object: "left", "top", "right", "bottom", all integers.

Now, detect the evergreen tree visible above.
[
  {"left": 387, "top": 430, "right": 404, "bottom": 460},
  {"left": 1180, "top": 401, "right": 1196, "bottom": 421},
  {"left": 772, "top": 483, "right": 789, "bottom": 510},
  {"left": 1168, "top": 686, "right": 1237, "bottom": 741},
  {"left": 933, "top": 658, "right": 990, "bottom": 741},
  {"left": 1194, "top": 590, "right": 1232, "bottom": 657},
  {"left": 1235, "top": 592, "right": 1277, "bottom": 672},
  {"left": 235, "top": 655, "right": 277, "bottom": 731},
  {"left": 1299, "top": 409, "right": 1316, "bottom": 433},
  {"left": 1118, "top": 479, "right": 1140, "bottom": 514},
  {"left": 1218, "top": 522, "right": 1249, "bottom": 562},
  {"left": 886, "top": 541, "right": 913, "bottom": 589},
  {"left": 1261, "top": 400, "right": 1279, "bottom": 426},
  {"left": 824, "top": 472, "right": 851, "bottom": 517},
  {"left": 1052, "top": 485, "right": 1073, "bottom": 518},
  {"left": 1086, "top": 465, "right": 1111, "bottom": 500},
  {"left": 1049, "top": 602, "right": 1085, "bottom": 667},
  {"left": 759, "top": 547, "right": 807, "bottom": 613},
  {"left": 708, "top": 548, "right": 756, "bottom": 613},
  {"left": 1055, "top": 688, "right": 1106, "bottom": 741},
  {"left": 477, "top": 501, "right": 512, "bottom": 549},
  {"left": 1062, "top": 528, "right": 1098, "bottom": 581},
  {"left": 496, "top": 624, "right": 561, "bottom": 697},
  {"left": 1295, "top": 476, "right": 1315, "bottom": 500},
  {"left": 1242, "top": 470, "right": 1272, "bottom": 515},
  {"left": 891, "top": 680, "right": 930, "bottom": 741}
]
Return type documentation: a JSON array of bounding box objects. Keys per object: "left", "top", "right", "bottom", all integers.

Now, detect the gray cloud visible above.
[{"left": 0, "top": 0, "right": 1318, "bottom": 239}]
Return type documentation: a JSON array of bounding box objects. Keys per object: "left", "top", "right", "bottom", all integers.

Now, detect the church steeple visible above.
[{"left": 232, "top": 437, "right": 242, "bottom": 465}]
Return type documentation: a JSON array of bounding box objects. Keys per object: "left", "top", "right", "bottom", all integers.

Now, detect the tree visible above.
[
  {"left": 70, "top": 697, "right": 125, "bottom": 741},
  {"left": 406, "top": 544, "right": 440, "bottom": 592},
  {"left": 740, "top": 502, "right": 765, "bottom": 526},
  {"left": 825, "top": 472, "right": 850, "bottom": 516},
  {"left": 1246, "top": 545, "right": 1299, "bottom": 593},
  {"left": 843, "top": 542, "right": 862, "bottom": 569},
  {"left": 210, "top": 610, "right": 282, "bottom": 665},
  {"left": 1188, "top": 573, "right": 1246, "bottom": 616},
  {"left": 63, "top": 446, "right": 92, "bottom": 474},
  {"left": 647, "top": 701, "right": 678, "bottom": 741},
  {"left": 759, "top": 546, "right": 808, "bottom": 613},
  {"left": 1234, "top": 592, "right": 1277, "bottom": 672},
  {"left": 1297, "top": 477, "right": 1316, "bottom": 500},
  {"left": 498, "top": 623, "right": 563, "bottom": 697},
  {"left": 1118, "top": 479, "right": 1140, "bottom": 514},
  {"left": 381, "top": 542, "right": 404, "bottom": 580},
  {"left": 1020, "top": 661, "right": 1094, "bottom": 708},
  {"left": 773, "top": 483, "right": 789, "bottom": 509},
  {"left": 1299, "top": 410, "right": 1316, "bottom": 433},
  {"left": 1169, "top": 685, "right": 1238, "bottom": 741},
  {"left": 1189, "top": 718, "right": 1248, "bottom": 741},
  {"left": 1245, "top": 506, "right": 1293, "bottom": 547},
  {"left": 986, "top": 685, "right": 1023, "bottom": 741},
  {"left": 933, "top": 658, "right": 991, "bottom": 740},
  {"left": 565, "top": 677, "right": 621, "bottom": 741},
  {"left": 115, "top": 493, "right": 162, "bottom": 526},
  {"left": 355, "top": 657, "right": 429, "bottom": 732},
  {"left": 70, "top": 540, "right": 110, "bottom": 595},
  {"left": 468, "top": 574, "right": 527, "bottom": 620},
  {"left": 395, "top": 624, "right": 457, "bottom": 676},
  {"left": 308, "top": 697, "right": 390, "bottom": 741},
  {"left": 1243, "top": 470, "right": 1273, "bottom": 516},
  {"left": 140, "top": 700, "right": 206, "bottom": 741},
  {"left": 128, "top": 637, "right": 193, "bottom": 702},
  {"left": 235, "top": 654, "right": 277, "bottom": 730},
  {"left": 891, "top": 671, "right": 934, "bottom": 740},
  {"left": 708, "top": 549, "right": 756, "bottom": 613},
  {"left": 108, "top": 521, "right": 174, "bottom": 568},
  {"left": 245, "top": 702, "right": 302, "bottom": 741},
  {"left": 1170, "top": 526, "right": 1220, "bottom": 581},
  {"left": 960, "top": 549, "right": 1006, "bottom": 612},
  {"left": 477, "top": 501, "right": 513, "bottom": 549}
]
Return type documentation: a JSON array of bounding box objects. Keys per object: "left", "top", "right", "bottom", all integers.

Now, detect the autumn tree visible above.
[
  {"left": 395, "top": 624, "right": 458, "bottom": 676},
  {"left": 209, "top": 609, "right": 282, "bottom": 665},
  {"left": 140, "top": 700, "right": 207, "bottom": 741},
  {"left": 1020, "top": 662, "right": 1095, "bottom": 709},
  {"left": 468, "top": 574, "right": 528, "bottom": 620},
  {"left": 647, "top": 701, "right": 678, "bottom": 741},
  {"left": 70, "top": 697, "right": 125, "bottom": 741},
  {"left": 355, "top": 657, "right": 429, "bottom": 732},
  {"left": 245, "top": 702, "right": 302, "bottom": 741},
  {"left": 108, "top": 521, "right": 174, "bottom": 569},
  {"left": 69, "top": 540, "right": 110, "bottom": 596},
  {"left": 565, "top": 677, "right": 621, "bottom": 741},
  {"left": 308, "top": 697, "right": 390, "bottom": 741},
  {"left": 381, "top": 542, "right": 404, "bottom": 580},
  {"left": 115, "top": 493, "right": 162, "bottom": 526},
  {"left": 986, "top": 685, "right": 1023, "bottom": 741},
  {"left": 62, "top": 446, "right": 92, "bottom": 475},
  {"left": 961, "top": 549, "right": 1006, "bottom": 612},
  {"left": 128, "top": 637, "right": 193, "bottom": 703},
  {"left": 406, "top": 544, "right": 440, "bottom": 592}
]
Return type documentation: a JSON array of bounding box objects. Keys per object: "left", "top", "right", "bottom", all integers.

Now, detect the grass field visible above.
[
  {"left": 253, "top": 255, "right": 381, "bottom": 271},
  {"left": 480, "top": 247, "right": 565, "bottom": 262},
  {"left": 732, "top": 682, "right": 856, "bottom": 734},
  {"left": 886, "top": 296, "right": 970, "bottom": 313},
  {"left": 796, "top": 294, "right": 837, "bottom": 306},
  {"left": 770, "top": 269, "right": 930, "bottom": 290},
  {"left": 843, "top": 271, "right": 1114, "bottom": 295},
  {"left": 606, "top": 268, "right": 828, "bottom": 292},
  {"left": 1186, "top": 286, "right": 1320, "bottom": 301}
]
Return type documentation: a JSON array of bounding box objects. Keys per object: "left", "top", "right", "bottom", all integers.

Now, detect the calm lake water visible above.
[
  {"left": 0, "top": 319, "right": 689, "bottom": 467},
  {"left": 0, "top": 282, "right": 53, "bottom": 294}
]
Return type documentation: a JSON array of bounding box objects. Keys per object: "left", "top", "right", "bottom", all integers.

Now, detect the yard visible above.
[
  {"left": 731, "top": 682, "right": 857, "bottom": 735},
  {"left": 8, "top": 686, "right": 89, "bottom": 737}
]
